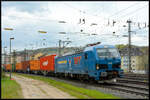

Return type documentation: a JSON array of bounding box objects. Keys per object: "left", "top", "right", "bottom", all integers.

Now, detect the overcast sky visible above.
[{"left": 2, "top": 1, "right": 149, "bottom": 53}]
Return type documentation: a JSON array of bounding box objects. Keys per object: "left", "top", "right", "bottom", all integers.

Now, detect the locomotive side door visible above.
[
  {"left": 84, "top": 51, "right": 95, "bottom": 74},
  {"left": 69, "top": 58, "right": 72, "bottom": 71}
]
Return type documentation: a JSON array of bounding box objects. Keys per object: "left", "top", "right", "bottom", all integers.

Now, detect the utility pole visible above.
[
  {"left": 127, "top": 20, "right": 132, "bottom": 73},
  {"left": 24, "top": 49, "right": 26, "bottom": 61},
  {"left": 13, "top": 50, "right": 16, "bottom": 72},
  {"left": 58, "top": 40, "right": 61, "bottom": 56},
  {"left": 62, "top": 40, "right": 72, "bottom": 55},
  {"left": 58, "top": 40, "right": 71, "bottom": 56}
]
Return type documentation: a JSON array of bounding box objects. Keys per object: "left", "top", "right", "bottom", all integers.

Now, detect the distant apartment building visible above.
[
  {"left": 1, "top": 54, "right": 5, "bottom": 65},
  {"left": 119, "top": 47, "right": 143, "bottom": 72}
]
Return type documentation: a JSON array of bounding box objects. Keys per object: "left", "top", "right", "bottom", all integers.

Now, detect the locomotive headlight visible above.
[{"left": 96, "top": 64, "right": 99, "bottom": 70}]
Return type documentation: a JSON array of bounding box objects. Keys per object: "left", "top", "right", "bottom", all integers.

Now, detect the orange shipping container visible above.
[
  {"left": 6, "top": 64, "right": 11, "bottom": 70},
  {"left": 22, "top": 61, "right": 30, "bottom": 70},
  {"left": 40, "top": 55, "right": 56, "bottom": 71},
  {"left": 16, "top": 63, "right": 22, "bottom": 71},
  {"left": 30, "top": 60, "right": 40, "bottom": 71}
]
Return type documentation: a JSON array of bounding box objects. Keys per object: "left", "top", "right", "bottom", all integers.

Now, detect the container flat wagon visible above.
[
  {"left": 5, "top": 64, "right": 16, "bottom": 72},
  {"left": 30, "top": 60, "right": 40, "bottom": 74},
  {"left": 40, "top": 54, "right": 56, "bottom": 76},
  {"left": 16, "top": 63, "right": 23, "bottom": 72},
  {"left": 22, "top": 61, "right": 30, "bottom": 73},
  {"left": 5, "top": 64, "right": 11, "bottom": 72}
]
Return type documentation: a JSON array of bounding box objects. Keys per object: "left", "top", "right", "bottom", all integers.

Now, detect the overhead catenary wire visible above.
[
  {"left": 116, "top": 4, "right": 148, "bottom": 19},
  {"left": 63, "top": 3, "right": 148, "bottom": 37},
  {"left": 108, "top": 3, "right": 140, "bottom": 18},
  {"left": 63, "top": 3, "right": 146, "bottom": 25},
  {"left": 4, "top": 4, "right": 148, "bottom": 35},
  {"left": 3, "top": 3, "right": 148, "bottom": 49}
]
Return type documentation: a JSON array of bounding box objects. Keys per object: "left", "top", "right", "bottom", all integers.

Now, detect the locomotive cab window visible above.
[
  {"left": 97, "top": 48, "right": 119, "bottom": 58},
  {"left": 84, "top": 53, "right": 88, "bottom": 59}
]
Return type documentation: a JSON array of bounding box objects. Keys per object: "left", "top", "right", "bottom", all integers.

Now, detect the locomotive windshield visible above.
[{"left": 97, "top": 48, "right": 119, "bottom": 58}]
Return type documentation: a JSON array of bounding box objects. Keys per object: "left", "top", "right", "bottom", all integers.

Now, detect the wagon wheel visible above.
[
  {"left": 34, "top": 71, "right": 38, "bottom": 74},
  {"left": 43, "top": 71, "right": 47, "bottom": 76},
  {"left": 27, "top": 67, "right": 30, "bottom": 74}
]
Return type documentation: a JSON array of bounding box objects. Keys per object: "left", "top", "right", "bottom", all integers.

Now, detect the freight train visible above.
[{"left": 3, "top": 43, "right": 124, "bottom": 83}]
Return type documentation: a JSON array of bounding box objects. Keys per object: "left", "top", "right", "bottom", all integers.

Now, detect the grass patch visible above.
[
  {"left": 1, "top": 75, "right": 23, "bottom": 99},
  {"left": 14, "top": 73, "right": 120, "bottom": 99}
]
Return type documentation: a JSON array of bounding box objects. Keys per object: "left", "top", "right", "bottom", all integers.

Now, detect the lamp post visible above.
[
  {"left": 10, "top": 37, "right": 14, "bottom": 79},
  {"left": 4, "top": 27, "right": 14, "bottom": 79},
  {"left": 58, "top": 21, "right": 66, "bottom": 23}
]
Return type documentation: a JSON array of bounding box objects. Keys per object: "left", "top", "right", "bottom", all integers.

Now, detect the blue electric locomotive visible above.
[{"left": 55, "top": 43, "right": 124, "bottom": 82}]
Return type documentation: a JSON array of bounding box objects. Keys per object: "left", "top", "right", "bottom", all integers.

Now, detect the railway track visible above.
[
  {"left": 124, "top": 73, "right": 149, "bottom": 78},
  {"left": 106, "top": 85, "right": 149, "bottom": 97},
  {"left": 112, "top": 82, "right": 149, "bottom": 91},
  {"left": 117, "top": 78, "right": 148, "bottom": 85},
  {"left": 122, "top": 76, "right": 148, "bottom": 81},
  {"left": 106, "top": 82, "right": 149, "bottom": 97},
  {"left": 12, "top": 72, "right": 149, "bottom": 99}
]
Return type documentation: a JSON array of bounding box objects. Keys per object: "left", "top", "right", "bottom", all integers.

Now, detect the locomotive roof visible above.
[
  {"left": 84, "top": 44, "right": 115, "bottom": 52},
  {"left": 56, "top": 44, "right": 116, "bottom": 58}
]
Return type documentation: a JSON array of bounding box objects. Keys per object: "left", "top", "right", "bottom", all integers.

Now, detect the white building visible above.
[{"left": 120, "top": 47, "right": 143, "bottom": 72}]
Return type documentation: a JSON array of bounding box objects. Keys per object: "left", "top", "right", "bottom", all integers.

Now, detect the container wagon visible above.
[
  {"left": 22, "top": 61, "right": 30, "bottom": 73},
  {"left": 40, "top": 54, "right": 56, "bottom": 76},
  {"left": 5, "top": 64, "right": 16, "bottom": 72},
  {"left": 16, "top": 63, "right": 23, "bottom": 72},
  {"left": 30, "top": 60, "right": 40, "bottom": 74},
  {"left": 5, "top": 64, "right": 11, "bottom": 72}
]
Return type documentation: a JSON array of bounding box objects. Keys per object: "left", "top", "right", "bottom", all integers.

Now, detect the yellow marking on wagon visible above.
[{"left": 58, "top": 60, "right": 67, "bottom": 64}]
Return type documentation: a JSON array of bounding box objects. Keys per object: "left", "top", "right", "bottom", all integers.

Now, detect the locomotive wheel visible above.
[
  {"left": 79, "top": 76, "right": 84, "bottom": 82},
  {"left": 89, "top": 78, "right": 95, "bottom": 84}
]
